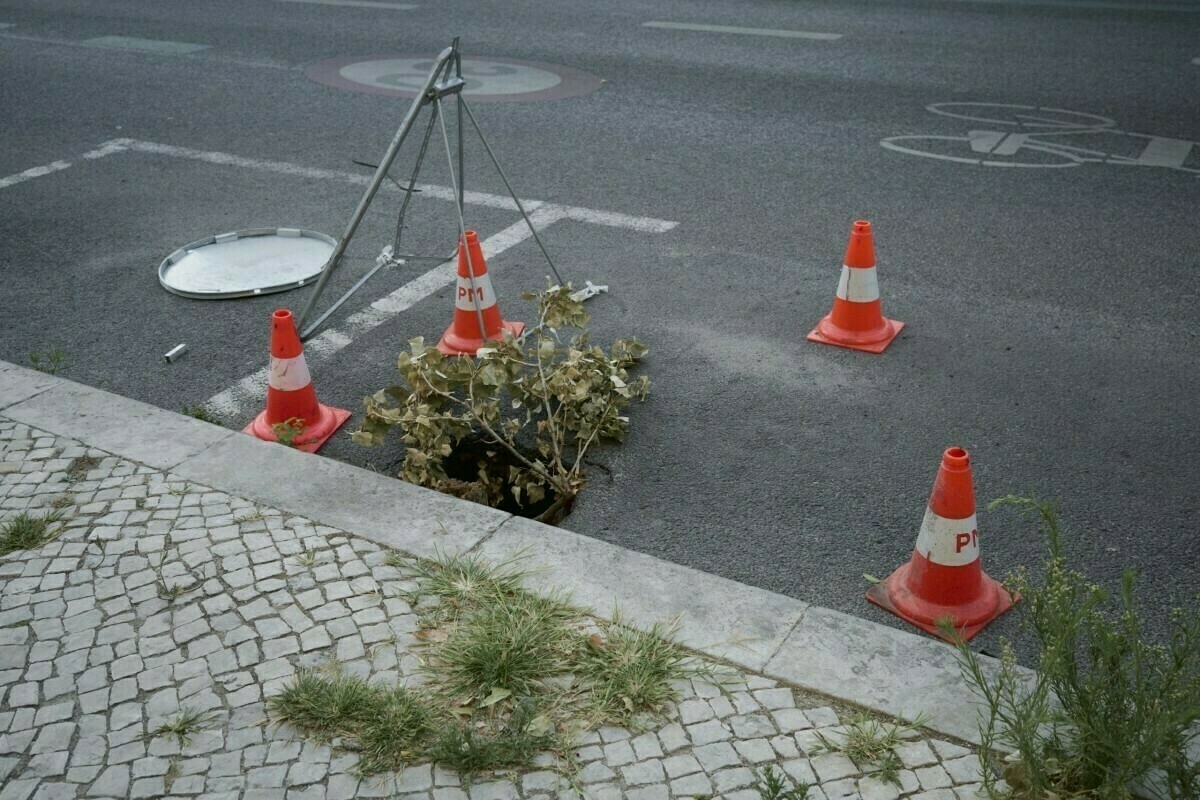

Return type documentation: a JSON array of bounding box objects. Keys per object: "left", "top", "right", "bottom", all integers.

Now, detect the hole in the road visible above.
[{"left": 439, "top": 435, "right": 572, "bottom": 525}]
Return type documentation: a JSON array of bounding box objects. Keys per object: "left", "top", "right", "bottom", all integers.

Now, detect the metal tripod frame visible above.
[{"left": 296, "top": 37, "right": 565, "bottom": 341}]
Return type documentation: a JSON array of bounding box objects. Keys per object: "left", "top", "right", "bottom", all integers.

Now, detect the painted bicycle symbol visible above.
[{"left": 881, "top": 103, "right": 1200, "bottom": 175}]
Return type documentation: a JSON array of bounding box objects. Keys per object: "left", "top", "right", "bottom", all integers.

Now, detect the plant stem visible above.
[
  {"left": 533, "top": 345, "right": 570, "bottom": 479},
  {"left": 533, "top": 492, "right": 572, "bottom": 524},
  {"left": 456, "top": 364, "right": 565, "bottom": 493},
  {"left": 414, "top": 364, "right": 556, "bottom": 488},
  {"left": 571, "top": 396, "right": 618, "bottom": 482}
]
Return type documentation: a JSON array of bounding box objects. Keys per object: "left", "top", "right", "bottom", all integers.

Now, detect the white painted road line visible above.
[
  {"left": 0, "top": 161, "right": 71, "bottom": 191},
  {"left": 81, "top": 36, "right": 210, "bottom": 55},
  {"left": 642, "top": 21, "right": 842, "bottom": 41},
  {"left": 115, "top": 139, "right": 678, "bottom": 231},
  {"left": 0, "top": 141, "right": 130, "bottom": 191},
  {"left": 122, "top": 140, "right": 534, "bottom": 213},
  {"left": 2, "top": 135, "right": 676, "bottom": 418},
  {"left": 276, "top": 0, "right": 416, "bottom": 7},
  {"left": 204, "top": 207, "right": 567, "bottom": 418},
  {"left": 0, "top": 32, "right": 296, "bottom": 70},
  {"left": 0, "top": 137, "right": 679, "bottom": 232},
  {"left": 943, "top": 0, "right": 1200, "bottom": 9}
]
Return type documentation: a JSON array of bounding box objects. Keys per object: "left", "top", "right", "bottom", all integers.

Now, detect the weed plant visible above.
[
  {"left": 28, "top": 348, "right": 69, "bottom": 375},
  {"left": 0, "top": 510, "right": 65, "bottom": 556},
  {"left": 580, "top": 613, "right": 716, "bottom": 723},
  {"left": 65, "top": 454, "right": 100, "bottom": 482},
  {"left": 271, "top": 417, "right": 306, "bottom": 448},
  {"left": 267, "top": 672, "right": 429, "bottom": 774},
  {"left": 428, "top": 699, "right": 553, "bottom": 780},
  {"left": 943, "top": 496, "right": 1200, "bottom": 800},
  {"left": 353, "top": 286, "right": 649, "bottom": 520},
  {"left": 292, "top": 546, "right": 326, "bottom": 567},
  {"left": 156, "top": 578, "right": 190, "bottom": 602},
  {"left": 814, "top": 712, "right": 928, "bottom": 786},
  {"left": 181, "top": 406, "right": 222, "bottom": 425},
  {"left": 400, "top": 551, "right": 526, "bottom": 613},
  {"left": 430, "top": 595, "right": 576, "bottom": 705},
  {"left": 153, "top": 707, "right": 219, "bottom": 746},
  {"left": 753, "top": 764, "right": 811, "bottom": 800}
]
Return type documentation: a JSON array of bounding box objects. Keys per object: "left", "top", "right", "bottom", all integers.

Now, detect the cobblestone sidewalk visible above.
[{"left": 0, "top": 417, "right": 990, "bottom": 800}]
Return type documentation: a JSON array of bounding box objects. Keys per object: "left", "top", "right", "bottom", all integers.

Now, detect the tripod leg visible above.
[
  {"left": 392, "top": 108, "right": 439, "bottom": 256},
  {"left": 456, "top": 61, "right": 465, "bottom": 218},
  {"left": 298, "top": 46, "right": 455, "bottom": 338},
  {"left": 459, "top": 98, "right": 566, "bottom": 286},
  {"left": 435, "top": 97, "right": 488, "bottom": 341}
]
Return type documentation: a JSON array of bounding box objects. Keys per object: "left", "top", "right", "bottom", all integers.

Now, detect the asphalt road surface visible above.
[{"left": 2, "top": 0, "right": 1198, "bottom": 661}]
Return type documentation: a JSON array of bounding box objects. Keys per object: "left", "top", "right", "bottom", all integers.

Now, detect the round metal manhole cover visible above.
[{"left": 305, "top": 55, "right": 603, "bottom": 102}]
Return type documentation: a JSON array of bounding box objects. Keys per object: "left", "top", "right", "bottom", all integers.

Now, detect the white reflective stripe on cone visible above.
[
  {"left": 914, "top": 508, "right": 980, "bottom": 566},
  {"left": 455, "top": 272, "right": 498, "bottom": 312},
  {"left": 268, "top": 354, "right": 312, "bottom": 392},
  {"left": 835, "top": 265, "right": 880, "bottom": 303}
]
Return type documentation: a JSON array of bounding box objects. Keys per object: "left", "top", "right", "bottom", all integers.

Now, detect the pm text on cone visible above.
[
  {"left": 807, "top": 220, "right": 904, "bottom": 353},
  {"left": 243, "top": 309, "right": 350, "bottom": 453},
  {"left": 437, "top": 230, "right": 524, "bottom": 356},
  {"left": 866, "top": 446, "right": 1016, "bottom": 641}
]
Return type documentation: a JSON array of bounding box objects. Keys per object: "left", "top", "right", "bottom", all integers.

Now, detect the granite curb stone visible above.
[{"left": 0, "top": 359, "right": 996, "bottom": 746}]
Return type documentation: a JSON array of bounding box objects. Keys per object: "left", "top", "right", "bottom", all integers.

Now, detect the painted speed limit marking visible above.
[{"left": 305, "top": 56, "right": 603, "bottom": 102}]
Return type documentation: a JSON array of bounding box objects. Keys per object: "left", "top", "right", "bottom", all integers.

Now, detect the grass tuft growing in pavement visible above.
[
  {"left": 153, "top": 707, "right": 220, "bottom": 746},
  {"left": 580, "top": 613, "right": 713, "bottom": 724},
  {"left": 181, "top": 405, "right": 222, "bottom": 425},
  {"left": 28, "top": 347, "right": 69, "bottom": 375},
  {"left": 427, "top": 699, "right": 553, "bottom": 780},
  {"left": 267, "top": 672, "right": 430, "bottom": 774},
  {"left": 156, "top": 577, "right": 191, "bottom": 602},
  {"left": 48, "top": 494, "right": 74, "bottom": 510},
  {"left": 268, "top": 670, "right": 381, "bottom": 741},
  {"left": 814, "top": 711, "right": 928, "bottom": 786},
  {"left": 430, "top": 593, "right": 576, "bottom": 706},
  {"left": 754, "top": 764, "right": 812, "bottom": 800},
  {"left": 0, "top": 510, "right": 65, "bottom": 556},
  {"left": 270, "top": 551, "right": 712, "bottom": 782},
  {"left": 398, "top": 551, "right": 527, "bottom": 614}
]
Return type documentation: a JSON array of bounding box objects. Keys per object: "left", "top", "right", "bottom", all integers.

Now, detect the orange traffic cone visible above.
[
  {"left": 243, "top": 309, "right": 350, "bottom": 453},
  {"left": 866, "top": 447, "right": 1016, "bottom": 641},
  {"left": 807, "top": 220, "right": 904, "bottom": 353},
  {"left": 437, "top": 230, "right": 524, "bottom": 356}
]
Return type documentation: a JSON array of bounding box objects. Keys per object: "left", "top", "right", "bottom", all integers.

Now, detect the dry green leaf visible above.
[{"left": 480, "top": 687, "right": 512, "bottom": 707}]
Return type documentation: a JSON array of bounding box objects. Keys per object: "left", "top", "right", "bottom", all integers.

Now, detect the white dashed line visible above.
[
  {"left": 275, "top": 0, "right": 417, "bottom": 8},
  {"left": 121, "top": 140, "right": 530, "bottom": 212},
  {"left": 642, "top": 21, "right": 842, "bottom": 41},
  {"left": 943, "top": 0, "right": 1200, "bottom": 10},
  {"left": 116, "top": 139, "right": 678, "bottom": 232},
  {"left": 2, "top": 137, "right": 678, "bottom": 231},
  {"left": 0, "top": 32, "right": 296, "bottom": 70},
  {"left": 0, "top": 161, "right": 72, "bottom": 191},
  {"left": 81, "top": 36, "right": 210, "bottom": 55},
  {"left": 0, "top": 141, "right": 130, "bottom": 191}
]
